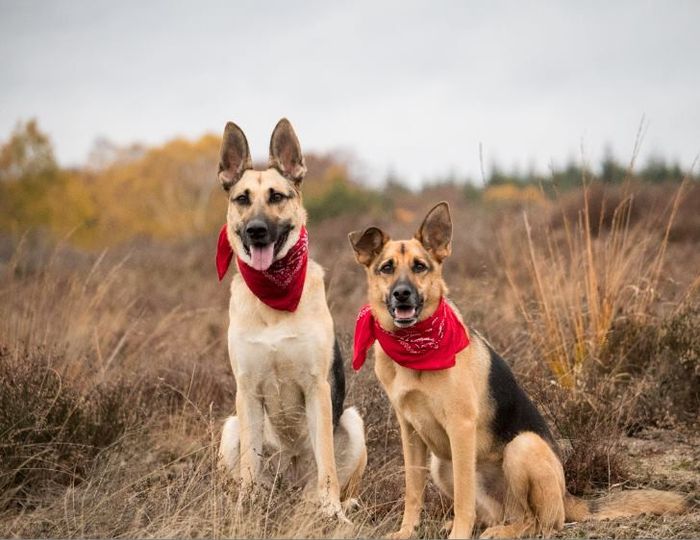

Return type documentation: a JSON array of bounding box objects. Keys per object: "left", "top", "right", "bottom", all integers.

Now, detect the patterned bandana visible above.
[
  {"left": 216, "top": 224, "right": 308, "bottom": 312},
  {"left": 352, "top": 297, "right": 469, "bottom": 371}
]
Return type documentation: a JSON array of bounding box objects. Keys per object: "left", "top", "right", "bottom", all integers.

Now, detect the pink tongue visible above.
[
  {"left": 395, "top": 307, "right": 416, "bottom": 319},
  {"left": 250, "top": 245, "right": 275, "bottom": 271}
]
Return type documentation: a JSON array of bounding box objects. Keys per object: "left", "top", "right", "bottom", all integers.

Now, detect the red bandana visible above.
[
  {"left": 216, "top": 225, "right": 309, "bottom": 312},
  {"left": 352, "top": 297, "right": 469, "bottom": 371}
]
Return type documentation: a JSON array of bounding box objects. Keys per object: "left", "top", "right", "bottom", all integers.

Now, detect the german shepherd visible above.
[
  {"left": 349, "top": 202, "right": 686, "bottom": 539},
  {"left": 217, "top": 119, "right": 366, "bottom": 520}
]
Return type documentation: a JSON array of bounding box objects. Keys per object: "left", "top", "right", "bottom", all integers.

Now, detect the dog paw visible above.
[
  {"left": 479, "top": 525, "right": 508, "bottom": 539},
  {"left": 441, "top": 519, "right": 453, "bottom": 535},
  {"left": 342, "top": 497, "right": 360, "bottom": 513},
  {"left": 320, "top": 498, "right": 350, "bottom": 524}
]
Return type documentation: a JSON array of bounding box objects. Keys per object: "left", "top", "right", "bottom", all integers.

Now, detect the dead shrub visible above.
[
  {"left": 0, "top": 346, "right": 134, "bottom": 508},
  {"left": 0, "top": 344, "right": 198, "bottom": 510},
  {"left": 603, "top": 300, "right": 700, "bottom": 430}
]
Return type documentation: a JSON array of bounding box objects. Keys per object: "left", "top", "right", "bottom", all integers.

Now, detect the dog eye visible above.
[
  {"left": 233, "top": 193, "right": 250, "bottom": 205},
  {"left": 269, "top": 191, "right": 285, "bottom": 204},
  {"left": 379, "top": 262, "right": 394, "bottom": 274},
  {"left": 413, "top": 261, "right": 428, "bottom": 273}
]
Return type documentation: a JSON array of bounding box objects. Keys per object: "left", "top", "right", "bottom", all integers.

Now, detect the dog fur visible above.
[
  {"left": 349, "top": 202, "right": 686, "bottom": 539},
  {"left": 217, "top": 119, "right": 366, "bottom": 520}
]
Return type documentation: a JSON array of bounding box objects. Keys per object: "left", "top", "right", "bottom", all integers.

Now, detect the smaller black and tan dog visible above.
[{"left": 349, "top": 202, "right": 686, "bottom": 539}]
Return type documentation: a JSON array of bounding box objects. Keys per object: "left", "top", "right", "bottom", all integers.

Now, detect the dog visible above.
[
  {"left": 216, "top": 118, "right": 366, "bottom": 520},
  {"left": 349, "top": 202, "right": 686, "bottom": 539}
]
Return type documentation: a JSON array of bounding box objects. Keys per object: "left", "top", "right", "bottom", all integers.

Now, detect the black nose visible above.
[
  {"left": 245, "top": 220, "right": 268, "bottom": 242},
  {"left": 392, "top": 284, "right": 413, "bottom": 303}
]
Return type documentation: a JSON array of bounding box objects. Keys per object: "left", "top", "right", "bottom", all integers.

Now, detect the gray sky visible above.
[{"left": 1, "top": 0, "right": 699, "bottom": 186}]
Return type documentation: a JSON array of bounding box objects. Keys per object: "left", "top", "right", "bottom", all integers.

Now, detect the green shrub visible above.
[{"left": 305, "top": 178, "right": 385, "bottom": 223}]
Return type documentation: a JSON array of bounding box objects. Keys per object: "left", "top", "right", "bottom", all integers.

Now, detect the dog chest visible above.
[
  {"left": 228, "top": 308, "right": 333, "bottom": 386},
  {"left": 229, "top": 321, "right": 329, "bottom": 378}
]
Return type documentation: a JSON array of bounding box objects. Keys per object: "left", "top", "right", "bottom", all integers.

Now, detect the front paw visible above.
[
  {"left": 449, "top": 525, "right": 475, "bottom": 539},
  {"left": 386, "top": 526, "right": 415, "bottom": 540},
  {"left": 320, "top": 497, "right": 350, "bottom": 524},
  {"left": 441, "top": 519, "right": 454, "bottom": 535},
  {"left": 342, "top": 497, "right": 360, "bottom": 513},
  {"left": 479, "top": 525, "right": 508, "bottom": 539},
  {"left": 449, "top": 516, "right": 475, "bottom": 538}
]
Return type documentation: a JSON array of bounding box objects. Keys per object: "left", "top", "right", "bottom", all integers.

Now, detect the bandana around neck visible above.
[
  {"left": 352, "top": 297, "right": 469, "bottom": 371},
  {"left": 216, "top": 224, "right": 309, "bottom": 312}
]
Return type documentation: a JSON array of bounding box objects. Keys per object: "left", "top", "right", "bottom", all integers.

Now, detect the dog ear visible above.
[
  {"left": 415, "top": 202, "right": 452, "bottom": 262},
  {"left": 349, "top": 227, "right": 389, "bottom": 266},
  {"left": 269, "top": 118, "right": 306, "bottom": 186},
  {"left": 218, "top": 122, "right": 252, "bottom": 191}
]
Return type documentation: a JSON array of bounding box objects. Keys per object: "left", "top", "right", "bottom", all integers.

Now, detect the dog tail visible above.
[
  {"left": 330, "top": 337, "right": 346, "bottom": 428},
  {"left": 337, "top": 407, "right": 367, "bottom": 500},
  {"left": 564, "top": 489, "right": 687, "bottom": 522}
]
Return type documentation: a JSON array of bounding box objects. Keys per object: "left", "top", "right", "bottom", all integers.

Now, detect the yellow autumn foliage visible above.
[
  {"left": 0, "top": 121, "right": 379, "bottom": 248},
  {"left": 483, "top": 183, "right": 548, "bottom": 206}
]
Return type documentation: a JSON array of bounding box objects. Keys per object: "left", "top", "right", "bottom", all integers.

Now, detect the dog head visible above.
[
  {"left": 218, "top": 118, "right": 307, "bottom": 271},
  {"left": 349, "top": 202, "right": 452, "bottom": 330}
]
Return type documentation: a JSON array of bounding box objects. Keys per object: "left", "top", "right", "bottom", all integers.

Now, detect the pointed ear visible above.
[
  {"left": 218, "top": 122, "right": 252, "bottom": 191},
  {"left": 415, "top": 202, "right": 452, "bottom": 262},
  {"left": 348, "top": 227, "right": 389, "bottom": 267},
  {"left": 268, "top": 118, "right": 306, "bottom": 185}
]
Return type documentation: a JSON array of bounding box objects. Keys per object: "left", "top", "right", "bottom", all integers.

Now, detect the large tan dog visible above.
[
  {"left": 217, "top": 119, "right": 366, "bottom": 520},
  {"left": 349, "top": 202, "right": 685, "bottom": 539}
]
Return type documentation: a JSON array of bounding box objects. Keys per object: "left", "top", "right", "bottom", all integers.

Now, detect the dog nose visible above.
[
  {"left": 245, "top": 220, "right": 268, "bottom": 241},
  {"left": 392, "top": 284, "right": 413, "bottom": 303}
]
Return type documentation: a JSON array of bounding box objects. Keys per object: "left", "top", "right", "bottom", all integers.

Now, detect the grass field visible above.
[{"left": 1, "top": 180, "right": 698, "bottom": 538}]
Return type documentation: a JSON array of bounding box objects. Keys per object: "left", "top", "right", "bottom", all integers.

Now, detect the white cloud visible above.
[{"left": 1, "top": 0, "right": 698, "bottom": 186}]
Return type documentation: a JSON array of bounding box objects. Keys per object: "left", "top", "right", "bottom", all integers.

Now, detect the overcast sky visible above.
[{"left": 1, "top": 1, "right": 699, "bottom": 186}]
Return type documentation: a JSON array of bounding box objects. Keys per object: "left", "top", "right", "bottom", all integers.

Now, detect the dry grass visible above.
[
  {"left": 1, "top": 181, "right": 698, "bottom": 538},
  {"left": 505, "top": 179, "right": 688, "bottom": 387},
  {"left": 498, "top": 178, "right": 698, "bottom": 498}
]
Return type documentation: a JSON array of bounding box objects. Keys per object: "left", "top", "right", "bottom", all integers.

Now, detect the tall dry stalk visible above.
[{"left": 504, "top": 179, "right": 689, "bottom": 389}]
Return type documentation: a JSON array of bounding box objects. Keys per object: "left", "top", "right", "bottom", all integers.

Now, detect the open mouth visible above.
[
  {"left": 242, "top": 229, "right": 290, "bottom": 271},
  {"left": 391, "top": 304, "right": 421, "bottom": 328}
]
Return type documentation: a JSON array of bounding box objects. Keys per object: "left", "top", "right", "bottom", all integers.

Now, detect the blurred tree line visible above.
[
  {"left": 486, "top": 150, "right": 686, "bottom": 190},
  {"left": 0, "top": 120, "right": 695, "bottom": 248},
  {"left": 0, "top": 120, "right": 385, "bottom": 247}
]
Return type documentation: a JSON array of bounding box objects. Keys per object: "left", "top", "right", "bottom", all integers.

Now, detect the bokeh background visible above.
[{"left": 1, "top": 1, "right": 698, "bottom": 538}]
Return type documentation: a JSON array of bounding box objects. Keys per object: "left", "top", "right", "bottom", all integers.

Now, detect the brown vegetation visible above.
[{"left": 1, "top": 122, "right": 698, "bottom": 537}]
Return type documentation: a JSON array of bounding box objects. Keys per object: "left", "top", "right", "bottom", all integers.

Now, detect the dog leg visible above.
[
  {"left": 507, "top": 432, "right": 565, "bottom": 537},
  {"left": 447, "top": 416, "right": 477, "bottom": 539},
  {"left": 481, "top": 432, "right": 564, "bottom": 539},
  {"left": 430, "top": 454, "right": 454, "bottom": 498},
  {"left": 430, "top": 455, "right": 456, "bottom": 534},
  {"left": 431, "top": 455, "right": 504, "bottom": 532},
  {"left": 235, "top": 387, "right": 266, "bottom": 501},
  {"left": 388, "top": 415, "right": 428, "bottom": 540},
  {"left": 305, "top": 379, "right": 346, "bottom": 521}
]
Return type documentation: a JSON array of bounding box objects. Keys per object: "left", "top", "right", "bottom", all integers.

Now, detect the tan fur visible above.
[
  {"left": 350, "top": 202, "right": 686, "bottom": 539},
  {"left": 217, "top": 119, "right": 365, "bottom": 521},
  {"left": 566, "top": 489, "right": 688, "bottom": 521}
]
